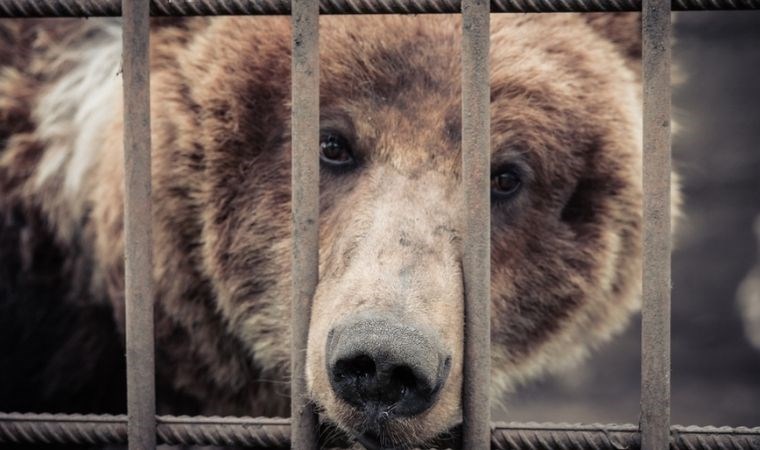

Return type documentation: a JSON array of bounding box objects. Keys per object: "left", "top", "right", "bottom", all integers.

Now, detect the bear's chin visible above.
[
  {"left": 344, "top": 423, "right": 442, "bottom": 450},
  {"left": 355, "top": 430, "right": 401, "bottom": 450},
  {"left": 322, "top": 404, "right": 454, "bottom": 449}
]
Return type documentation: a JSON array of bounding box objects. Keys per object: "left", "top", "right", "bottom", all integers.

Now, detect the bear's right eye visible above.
[{"left": 319, "top": 132, "right": 355, "bottom": 168}]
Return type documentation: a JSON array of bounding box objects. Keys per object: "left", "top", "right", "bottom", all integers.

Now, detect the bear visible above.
[{"left": 0, "top": 12, "right": 654, "bottom": 448}]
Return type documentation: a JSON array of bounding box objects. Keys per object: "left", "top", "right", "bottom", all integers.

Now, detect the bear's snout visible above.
[{"left": 326, "top": 316, "right": 451, "bottom": 420}]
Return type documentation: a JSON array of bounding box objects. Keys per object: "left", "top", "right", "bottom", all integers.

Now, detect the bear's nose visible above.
[{"left": 326, "top": 317, "right": 450, "bottom": 419}]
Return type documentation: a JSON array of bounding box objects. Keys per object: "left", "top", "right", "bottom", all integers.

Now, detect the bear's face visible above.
[{"left": 176, "top": 14, "right": 643, "bottom": 447}]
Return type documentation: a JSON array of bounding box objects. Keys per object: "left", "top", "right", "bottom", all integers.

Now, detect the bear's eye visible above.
[
  {"left": 319, "top": 133, "right": 354, "bottom": 167},
  {"left": 491, "top": 167, "right": 522, "bottom": 199}
]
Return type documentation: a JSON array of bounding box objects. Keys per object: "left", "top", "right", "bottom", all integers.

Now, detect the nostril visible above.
[
  {"left": 330, "top": 354, "right": 380, "bottom": 410},
  {"left": 376, "top": 363, "right": 434, "bottom": 412},
  {"left": 334, "top": 354, "right": 376, "bottom": 380},
  {"left": 390, "top": 365, "right": 418, "bottom": 398}
]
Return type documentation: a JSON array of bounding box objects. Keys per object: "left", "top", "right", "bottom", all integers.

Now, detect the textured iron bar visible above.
[
  {"left": 122, "top": 0, "right": 156, "bottom": 449},
  {"left": 290, "top": 0, "right": 320, "bottom": 448},
  {"left": 3, "top": 414, "right": 760, "bottom": 449},
  {"left": 157, "top": 416, "right": 293, "bottom": 448},
  {"left": 461, "top": 0, "right": 490, "bottom": 448},
  {"left": 641, "top": 0, "right": 672, "bottom": 448},
  {"left": 1, "top": 0, "right": 759, "bottom": 17}
]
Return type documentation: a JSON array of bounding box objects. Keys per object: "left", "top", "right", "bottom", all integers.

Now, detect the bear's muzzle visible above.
[{"left": 326, "top": 314, "right": 451, "bottom": 422}]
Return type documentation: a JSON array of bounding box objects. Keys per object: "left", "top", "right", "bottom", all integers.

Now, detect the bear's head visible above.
[{"left": 150, "top": 13, "right": 645, "bottom": 447}]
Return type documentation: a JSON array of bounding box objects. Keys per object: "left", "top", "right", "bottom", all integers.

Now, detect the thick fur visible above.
[{"left": 1, "top": 14, "right": 661, "bottom": 446}]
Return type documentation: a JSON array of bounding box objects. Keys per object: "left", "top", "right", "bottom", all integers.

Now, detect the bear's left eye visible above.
[{"left": 320, "top": 133, "right": 354, "bottom": 167}]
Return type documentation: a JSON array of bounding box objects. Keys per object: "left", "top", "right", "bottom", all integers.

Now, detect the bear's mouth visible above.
[
  {"left": 347, "top": 423, "right": 459, "bottom": 450},
  {"left": 355, "top": 430, "right": 388, "bottom": 450},
  {"left": 347, "top": 422, "right": 401, "bottom": 449},
  {"left": 337, "top": 419, "right": 418, "bottom": 450}
]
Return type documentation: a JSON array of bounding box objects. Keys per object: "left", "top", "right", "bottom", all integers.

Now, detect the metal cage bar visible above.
[
  {"left": 461, "top": 0, "right": 491, "bottom": 448},
  {"left": 290, "top": 0, "right": 320, "bottom": 448},
  {"left": 3, "top": 413, "right": 760, "bottom": 448},
  {"left": 641, "top": 0, "right": 672, "bottom": 449},
  {"left": 1, "top": 0, "right": 759, "bottom": 17},
  {"left": 121, "top": 0, "right": 156, "bottom": 449}
]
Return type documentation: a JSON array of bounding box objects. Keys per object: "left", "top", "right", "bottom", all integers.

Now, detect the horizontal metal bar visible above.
[
  {"left": 1, "top": 0, "right": 758, "bottom": 17},
  {"left": 2, "top": 413, "right": 760, "bottom": 449},
  {"left": 0, "top": 413, "right": 292, "bottom": 448}
]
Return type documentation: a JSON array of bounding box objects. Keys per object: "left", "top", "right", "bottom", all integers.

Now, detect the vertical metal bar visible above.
[
  {"left": 291, "top": 0, "right": 319, "bottom": 448},
  {"left": 122, "top": 0, "right": 155, "bottom": 449},
  {"left": 461, "top": 0, "right": 491, "bottom": 448},
  {"left": 641, "top": 0, "right": 672, "bottom": 449}
]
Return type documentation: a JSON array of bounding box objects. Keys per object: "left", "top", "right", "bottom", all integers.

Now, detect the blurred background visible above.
[{"left": 504, "top": 11, "right": 760, "bottom": 427}]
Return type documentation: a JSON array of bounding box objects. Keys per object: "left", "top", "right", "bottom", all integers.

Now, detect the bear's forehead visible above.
[
  {"left": 317, "top": 15, "right": 602, "bottom": 99},
  {"left": 313, "top": 15, "right": 609, "bottom": 174},
  {"left": 210, "top": 15, "right": 628, "bottom": 178}
]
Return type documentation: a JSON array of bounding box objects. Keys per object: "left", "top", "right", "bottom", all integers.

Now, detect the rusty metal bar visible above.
[
  {"left": 641, "top": 0, "right": 672, "bottom": 449},
  {"left": 290, "top": 0, "right": 320, "bottom": 448},
  {"left": 1, "top": 0, "right": 759, "bottom": 17},
  {"left": 0, "top": 413, "right": 293, "bottom": 448},
  {"left": 122, "top": 0, "right": 155, "bottom": 448},
  {"left": 3, "top": 414, "right": 760, "bottom": 449},
  {"left": 461, "top": 0, "right": 490, "bottom": 448}
]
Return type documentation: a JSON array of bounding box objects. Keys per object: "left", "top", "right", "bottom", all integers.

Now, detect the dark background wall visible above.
[{"left": 504, "top": 11, "right": 760, "bottom": 427}]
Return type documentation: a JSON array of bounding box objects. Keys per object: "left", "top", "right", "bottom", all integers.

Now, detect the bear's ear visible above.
[{"left": 584, "top": 13, "right": 641, "bottom": 63}]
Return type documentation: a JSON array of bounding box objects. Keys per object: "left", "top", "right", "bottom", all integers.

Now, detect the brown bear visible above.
[{"left": 0, "top": 13, "right": 653, "bottom": 448}]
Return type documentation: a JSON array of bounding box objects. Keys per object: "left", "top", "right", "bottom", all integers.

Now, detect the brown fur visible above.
[{"left": 0, "top": 13, "right": 663, "bottom": 446}]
